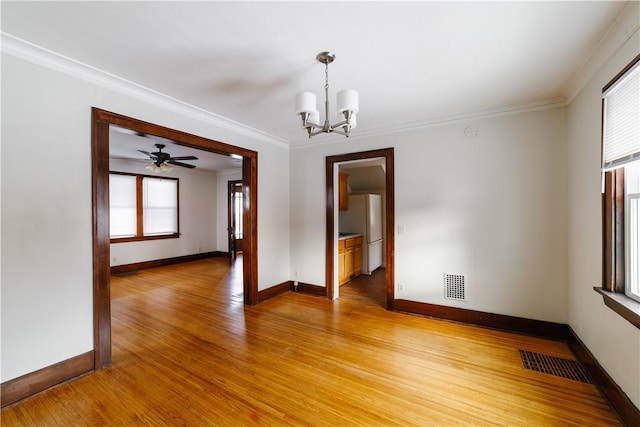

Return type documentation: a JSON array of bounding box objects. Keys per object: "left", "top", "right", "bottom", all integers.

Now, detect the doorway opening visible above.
[
  {"left": 92, "top": 108, "right": 258, "bottom": 370},
  {"left": 337, "top": 159, "right": 386, "bottom": 307},
  {"left": 228, "top": 180, "right": 243, "bottom": 264},
  {"left": 325, "top": 148, "right": 395, "bottom": 310}
]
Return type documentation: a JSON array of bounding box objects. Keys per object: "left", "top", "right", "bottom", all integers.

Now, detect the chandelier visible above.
[{"left": 295, "top": 52, "right": 359, "bottom": 138}]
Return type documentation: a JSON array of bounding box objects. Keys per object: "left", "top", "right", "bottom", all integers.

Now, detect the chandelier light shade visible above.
[
  {"left": 337, "top": 89, "right": 359, "bottom": 114},
  {"left": 295, "top": 52, "right": 358, "bottom": 138},
  {"left": 295, "top": 92, "right": 317, "bottom": 115}
]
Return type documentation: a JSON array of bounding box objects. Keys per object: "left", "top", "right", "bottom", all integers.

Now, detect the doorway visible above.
[
  {"left": 228, "top": 180, "right": 243, "bottom": 264},
  {"left": 92, "top": 108, "right": 258, "bottom": 370},
  {"left": 337, "top": 159, "right": 386, "bottom": 307},
  {"left": 325, "top": 148, "right": 395, "bottom": 310}
]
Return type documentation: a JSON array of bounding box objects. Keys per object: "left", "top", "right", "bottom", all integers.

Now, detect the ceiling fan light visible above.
[
  {"left": 337, "top": 89, "right": 359, "bottom": 114},
  {"left": 146, "top": 162, "right": 173, "bottom": 173},
  {"left": 295, "top": 92, "right": 316, "bottom": 114}
]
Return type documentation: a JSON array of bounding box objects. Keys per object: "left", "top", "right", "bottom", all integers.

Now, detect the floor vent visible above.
[
  {"left": 444, "top": 273, "right": 465, "bottom": 301},
  {"left": 519, "top": 350, "right": 593, "bottom": 384}
]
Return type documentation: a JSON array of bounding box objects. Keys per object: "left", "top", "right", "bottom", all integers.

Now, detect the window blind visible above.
[
  {"left": 602, "top": 59, "right": 640, "bottom": 170},
  {"left": 109, "top": 174, "right": 137, "bottom": 237},
  {"left": 143, "top": 177, "right": 178, "bottom": 236}
]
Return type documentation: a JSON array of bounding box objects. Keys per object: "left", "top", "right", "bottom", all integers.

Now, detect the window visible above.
[
  {"left": 143, "top": 177, "right": 179, "bottom": 236},
  {"left": 109, "top": 174, "right": 137, "bottom": 238},
  {"left": 109, "top": 172, "right": 179, "bottom": 242},
  {"left": 600, "top": 54, "right": 640, "bottom": 326},
  {"left": 231, "top": 182, "right": 243, "bottom": 239},
  {"left": 625, "top": 161, "right": 640, "bottom": 302}
]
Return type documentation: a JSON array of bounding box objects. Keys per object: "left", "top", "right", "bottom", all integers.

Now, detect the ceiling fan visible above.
[{"left": 138, "top": 143, "right": 198, "bottom": 170}]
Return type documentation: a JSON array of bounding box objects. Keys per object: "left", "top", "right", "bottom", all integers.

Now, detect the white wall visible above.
[
  {"left": 566, "top": 27, "right": 640, "bottom": 407},
  {"left": 1, "top": 50, "right": 290, "bottom": 382},
  {"left": 109, "top": 158, "right": 220, "bottom": 266},
  {"left": 291, "top": 107, "right": 568, "bottom": 323}
]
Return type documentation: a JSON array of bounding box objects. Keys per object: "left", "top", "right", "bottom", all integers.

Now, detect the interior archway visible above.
[{"left": 91, "top": 108, "right": 258, "bottom": 369}]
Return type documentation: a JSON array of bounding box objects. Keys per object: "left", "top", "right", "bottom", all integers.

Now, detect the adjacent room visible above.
[{"left": 2, "top": 2, "right": 639, "bottom": 425}]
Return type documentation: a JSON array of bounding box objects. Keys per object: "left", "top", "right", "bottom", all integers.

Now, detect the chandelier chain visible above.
[{"left": 325, "top": 62, "right": 329, "bottom": 91}]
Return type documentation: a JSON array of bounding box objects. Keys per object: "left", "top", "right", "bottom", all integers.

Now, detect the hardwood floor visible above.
[
  {"left": 339, "top": 267, "right": 387, "bottom": 307},
  {"left": 1, "top": 258, "right": 621, "bottom": 426}
]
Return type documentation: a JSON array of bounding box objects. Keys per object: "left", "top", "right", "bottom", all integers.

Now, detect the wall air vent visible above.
[{"left": 444, "top": 273, "right": 466, "bottom": 301}]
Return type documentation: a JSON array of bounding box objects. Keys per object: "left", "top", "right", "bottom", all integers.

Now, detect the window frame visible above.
[
  {"left": 598, "top": 54, "right": 640, "bottom": 329},
  {"left": 624, "top": 162, "right": 640, "bottom": 303},
  {"left": 109, "top": 171, "right": 180, "bottom": 243}
]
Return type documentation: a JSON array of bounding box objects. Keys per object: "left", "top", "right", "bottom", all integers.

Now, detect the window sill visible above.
[
  {"left": 594, "top": 287, "right": 640, "bottom": 329},
  {"left": 110, "top": 233, "right": 180, "bottom": 244}
]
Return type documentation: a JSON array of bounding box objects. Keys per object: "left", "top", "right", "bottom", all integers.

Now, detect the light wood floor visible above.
[{"left": 2, "top": 258, "right": 621, "bottom": 426}]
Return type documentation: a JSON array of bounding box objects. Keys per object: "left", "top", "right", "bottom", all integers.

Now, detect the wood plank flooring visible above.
[{"left": 1, "top": 258, "right": 621, "bottom": 426}]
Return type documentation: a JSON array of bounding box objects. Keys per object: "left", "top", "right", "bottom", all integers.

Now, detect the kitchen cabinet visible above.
[
  {"left": 339, "top": 172, "right": 349, "bottom": 211},
  {"left": 338, "top": 240, "right": 346, "bottom": 284},
  {"left": 338, "top": 235, "right": 362, "bottom": 285},
  {"left": 353, "top": 241, "right": 362, "bottom": 276}
]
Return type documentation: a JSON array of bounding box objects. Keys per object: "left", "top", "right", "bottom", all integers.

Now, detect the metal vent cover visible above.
[
  {"left": 519, "top": 350, "right": 593, "bottom": 384},
  {"left": 444, "top": 273, "right": 465, "bottom": 301}
]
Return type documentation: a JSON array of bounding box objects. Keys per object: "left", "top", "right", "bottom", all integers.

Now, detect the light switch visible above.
[{"left": 398, "top": 225, "right": 406, "bottom": 235}]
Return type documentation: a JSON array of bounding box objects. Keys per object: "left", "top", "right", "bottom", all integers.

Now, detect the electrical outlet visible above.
[
  {"left": 398, "top": 283, "right": 404, "bottom": 292},
  {"left": 112, "top": 256, "right": 117, "bottom": 263}
]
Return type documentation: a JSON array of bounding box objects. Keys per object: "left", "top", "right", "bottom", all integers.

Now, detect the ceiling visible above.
[
  {"left": 340, "top": 158, "right": 386, "bottom": 192},
  {"left": 1, "top": 1, "right": 629, "bottom": 151},
  {"left": 109, "top": 126, "right": 242, "bottom": 172}
]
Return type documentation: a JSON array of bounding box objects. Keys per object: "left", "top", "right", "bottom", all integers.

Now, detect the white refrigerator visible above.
[{"left": 339, "top": 194, "right": 383, "bottom": 275}]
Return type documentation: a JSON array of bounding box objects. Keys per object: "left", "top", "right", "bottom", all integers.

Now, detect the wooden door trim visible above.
[
  {"left": 325, "top": 148, "right": 395, "bottom": 309},
  {"left": 91, "top": 108, "right": 259, "bottom": 370}
]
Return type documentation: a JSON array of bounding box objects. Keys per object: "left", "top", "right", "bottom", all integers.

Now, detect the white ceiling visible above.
[
  {"left": 1, "top": 1, "right": 629, "bottom": 151},
  {"left": 109, "top": 126, "right": 242, "bottom": 172},
  {"left": 340, "top": 158, "right": 386, "bottom": 191}
]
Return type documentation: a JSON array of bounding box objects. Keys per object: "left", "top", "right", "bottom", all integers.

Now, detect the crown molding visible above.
[
  {"left": 1, "top": 32, "right": 290, "bottom": 149},
  {"left": 289, "top": 96, "right": 567, "bottom": 149},
  {"left": 562, "top": 1, "right": 640, "bottom": 104}
]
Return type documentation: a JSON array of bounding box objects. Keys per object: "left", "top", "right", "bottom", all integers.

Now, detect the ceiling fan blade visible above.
[
  {"left": 167, "top": 160, "right": 196, "bottom": 169},
  {"left": 151, "top": 152, "right": 171, "bottom": 161},
  {"left": 169, "top": 156, "right": 198, "bottom": 161},
  {"left": 138, "top": 150, "right": 153, "bottom": 157}
]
